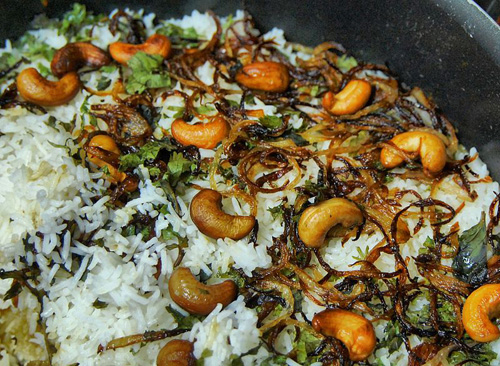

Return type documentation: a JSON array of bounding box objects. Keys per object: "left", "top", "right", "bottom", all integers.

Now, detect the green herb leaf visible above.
[
  {"left": 452, "top": 214, "right": 488, "bottom": 285},
  {"left": 119, "top": 140, "right": 175, "bottom": 170},
  {"left": 16, "top": 33, "right": 55, "bottom": 60},
  {"left": 195, "top": 105, "right": 215, "bottom": 114},
  {"left": 96, "top": 77, "right": 111, "bottom": 91},
  {"left": 166, "top": 306, "right": 203, "bottom": 330},
  {"left": 418, "top": 236, "right": 435, "bottom": 255},
  {"left": 449, "top": 342, "right": 497, "bottom": 365},
  {"left": 166, "top": 152, "right": 194, "bottom": 186},
  {"left": 100, "top": 65, "right": 118, "bottom": 74},
  {"left": 268, "top": 203, "right": 285, "bottom": 220},
  {"left": 125, "top": 52, "right": 171, "bottom": 94},
  {"left": 0, "top": 53, "right": 19, "bottom": 71},
  {"left": 336, "top": 54, "right": 358, "bottom": 72},
  {"left": 259, "top": 115, "right": 283, "bottom": 129},
  {"left": 92, "top": 299, "right": 108, "bottom": 309},
  {"left": 157, "top": 23, "right": 199, "bottom": 40}
]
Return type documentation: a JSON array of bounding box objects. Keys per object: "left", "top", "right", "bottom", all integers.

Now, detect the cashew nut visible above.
[
  {"left": 322, "top": 80, "right": 372, "bottom": 116},
  {"left": 190, "top": 189, "right": 256, "bottom": 240},
  {"left": 51, "top": 42, "right": 111, "bottom": 78},
  {"left": 171, "top": 116, "right": 229, "bottom": 149},
  {"left": 235, "top": 61, "right": 290, "bottom": 93},
  {"left": 87, "top": 135, "right": 126, "bottom": 184},
  {"left": 298, "top": 198, "right": 363, "bottom": 248},
  {"left": 380, "top": 131, "right": 447, "bottom": 176},
  {"left": 16, "top": 68, "right": 80, "bottom": 106},
  {"left": 109, "top": 34, "right": 171, "bottom": 65},
  {"left": 157, "top": 339, "right": 195, "bottom": 366},
  {"left": 168, "top": 267, "right": 237, "bottom": 315},
  {"left": 312, "top": 309, "right": 376, "bottom": 361},
  {"left": 463, "top": 284, "right": 500, "bottom": 342}
]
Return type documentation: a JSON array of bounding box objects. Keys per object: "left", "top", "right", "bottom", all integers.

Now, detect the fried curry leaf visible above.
[
  {"left": 452, "top": 214, "right": 487, "bottom": 286},
  {"left": 125, "top": 52, "right": 171, "bottom": 94}
]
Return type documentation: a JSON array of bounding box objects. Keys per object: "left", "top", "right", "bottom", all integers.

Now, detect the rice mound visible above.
[{"left": 0, "top": 6, "right": 499, "bottom": 366}]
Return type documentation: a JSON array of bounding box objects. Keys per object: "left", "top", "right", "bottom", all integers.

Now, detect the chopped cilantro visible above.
[
  {"left": 0, "top": 53, "right": 19, "bottom": 70},
  {"left": 418, "top": 236, "right": 435, "bottom": 255},
  {"left": 16, "top": 33, "right": 55, "bottom": 60},
  {"left": 167, "top": 106, "right": 185, "bottom": 118},
  {"left": 59, "top": 3, "right": 105, "bottom": 39},
  {"left": 125, "top": 52, "right": 171, "bottom": 94}
]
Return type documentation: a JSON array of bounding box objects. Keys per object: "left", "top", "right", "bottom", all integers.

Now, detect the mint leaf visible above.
[
  {"left": 336, "top": 54, "right": 358, "bottom": 72},
  {"left": 125, "top": 52, "right": 171, "bottom": 94},
  {"left": 119, "top": 140, "right": 175, "bottom": 170},
  {"left": 259, "top": 115, "right": 283, "bottom": 129},
  {"left": 166, "top": 152, "right": 194, "bottom": 185}
]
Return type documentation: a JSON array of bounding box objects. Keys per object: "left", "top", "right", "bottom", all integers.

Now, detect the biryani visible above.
[{"left": 0, "top": 4, "right": 499, "bottom": 366}]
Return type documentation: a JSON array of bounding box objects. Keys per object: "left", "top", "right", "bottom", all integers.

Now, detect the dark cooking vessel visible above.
[{"left": 1, "top": 0, "right": 499, "bottom": 177}]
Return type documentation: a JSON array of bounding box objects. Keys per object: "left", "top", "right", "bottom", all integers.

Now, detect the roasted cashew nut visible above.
[
  {"left": 322, "top": 80, "right": 372, "bottom": 116},
  {"left": 109, "top": 34, "right": 171, "bottom": 65},
  {"left": 312, "top": 309, "right": 376, "bottom": 361},
  {"left": 171, "top": 116, "right": 229, "bottom": 149},
  {"left": 298, "top": 197, "right": 363, "bottom": 248},
  {"left": 51, "top": 42, "right": 111, "bottom": 78},
  {"left": 87, "top": 135, "right": 127, "bottom": 184},
  {"left": 380, "top": 131, "right": 447, "bottom": 176},
  {"left": 463, "top": 284, "right": 500, "bottom": 342},
  {"left": 16, "top": 68, "right": 80, "bottom": 107},
  {"left": 168, "top": 267, "right": 237, "bottom": 315},
  {"left": 157, "top": 339, "right": 196, "bottom": 366},
  {"left": 235, "top": 61, "right": 290, "bottom": 93},
  {"left": 190, "top": 189, "right": 256, "bottom": 240}
]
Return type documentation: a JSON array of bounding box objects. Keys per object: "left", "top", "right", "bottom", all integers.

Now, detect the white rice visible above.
[{"left": 0, "top": 7, "right": 499, "bottom": 366}]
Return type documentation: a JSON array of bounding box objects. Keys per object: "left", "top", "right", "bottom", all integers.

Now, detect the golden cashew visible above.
[
  {"left": 298, "top": 198, "right": 363, "bottom": 248},
  {"left": 171, "top": 116, "right": 229, "bottom": 149},
  {"left": 168, "top": 267, "right": 237, "bottom": 315},
  {"left": 322, "top": 80, "right": 372, "bottom": 116},
  {"left": 190, "top": 189, "right": 256, "bottom": 240},
  {"left": 157, "top": 339, "right": 196, "bottom": 366},
  {"left": 463, "top": 284, "right": 500, "bottom": 342},
  {"left": 235, "top": 61, "right": 290, "bottom": 93},
  {"left": 51, "top": 42, "right": 111, "bottom": 78},
  {"left": 312, "top": 309, "right": 376, "bottom": 361},
  {"left": 87, "top": 135, "right": 127, "bottom": 184},
  {"left": 109, "top": 34, "right": 171, "bottom": 65},
  {"left": 16, "top": 68, "right": 80, "bottom": 106},
  {"left": 380, "top": 131, "right": 447, "bottom": 176}
]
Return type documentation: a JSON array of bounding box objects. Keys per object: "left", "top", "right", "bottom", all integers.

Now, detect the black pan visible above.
[{"left": 1, "top": 0, "right": 499, "bottom": 177}]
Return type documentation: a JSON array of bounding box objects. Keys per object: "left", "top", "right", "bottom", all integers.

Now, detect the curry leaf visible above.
[{"left": 452, "top": 214, "right": 488, "bottom": 285}]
